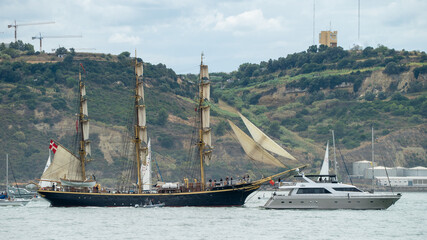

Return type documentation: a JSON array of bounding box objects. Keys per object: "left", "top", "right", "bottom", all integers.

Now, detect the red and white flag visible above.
[{"left": 49, "top": 140, "right": 58, "bottom": 154}]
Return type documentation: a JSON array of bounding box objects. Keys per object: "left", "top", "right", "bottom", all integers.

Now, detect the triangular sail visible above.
[
  {"left": 228, "top": 120, "right": 286, "bottom": 168},
  {"left": 141, "top": 139, "right": 152, "bottom": 191},
  {"left": 40, "top": 143, "right": 84, "bottom": 182},
  {"left": 238, "top": 113, "right": 296, "bottom": 161},
  {"left": 39, "top": 150, "right": 52, "bottom": 188},
  {"left": 319, "top": 142, "right": 329, "bottom": 175}
]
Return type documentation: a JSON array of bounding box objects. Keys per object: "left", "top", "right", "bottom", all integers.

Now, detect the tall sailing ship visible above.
[
  {"left": 38, "top": 65, "right": 95, "bottom": 190},
  {"left": 38, "top": 54, "right": 305, "bottom": 207}
]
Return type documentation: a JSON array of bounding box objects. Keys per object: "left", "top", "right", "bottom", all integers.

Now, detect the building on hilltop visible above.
[{"left": 319, "top": 30, "right": 337, "bottom": 47}]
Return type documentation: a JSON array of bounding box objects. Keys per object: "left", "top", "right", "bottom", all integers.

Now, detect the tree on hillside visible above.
[
  {"left": 383, "top": 62, "right": 408, "bottom": 75},
  {"left": 55, "top": 47, "right": 68, "bottom": 55},
  {"left": 307, "top": 45, "right": 318, "bottom": 53},
  {"left": 318, "top": 44, "right": 328, "bottom": 52},
  {"left": 118, "top": 51, "right": 131, "bottom": 60},
  {"left": 156, "top": 109, "right": 168, "bottom": 126}
]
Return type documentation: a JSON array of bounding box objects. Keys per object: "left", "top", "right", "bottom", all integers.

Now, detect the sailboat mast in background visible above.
[
  {"left": 6, "top": 154, "right": 8, "bottom": 189},
  {"left": 371, "top": 126, "right": 375, "bottom": 190},
  {"left": 332, "top": 130, "right": 337, "bottom": 177}
]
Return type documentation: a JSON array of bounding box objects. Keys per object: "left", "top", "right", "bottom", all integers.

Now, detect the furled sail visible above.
[
  {"left": 82, "top": 120, "right": 89, "bottom": 140},
  {"left": 141, "top": 139, "right": 152, "bottom": 191},
  {"left": 40, "top": 143, "right": 84, "bottom": 182},
  {"left": 202, "top": 107, "right": 211, "bottom": 147},
  {"left": 136, "top": 62, "right": 143, "bottom": 77},
  {"left": 319, "top": 142, "right": 329, "bottom": 175},
  {"left": 137, "top": 83, "right": 145, "bottom": 102},
  {"left": 81, "top": 85, "right": 86, "bottom": 97},
  {"left": 136, "top": 62, "right": 147, "bottom": 146},
  {"left": 82, "top": 99, "right": 88, "bottom": 116},
  {"left": 134, "top": 58, "right": 148, "bottom": 193},
  {"left": 228, "top": 120, "right": 286, "bottom": 168},
  {"left": 238, "top": 113, "right": 296, "bottom": 161},
  {"left": 80, "top": 76, "right": 90, "bottom": 156},
  {"left": 200, "top": 64, "right": 211, "bottom": 151},
  {"left": 85, "top": 142, "right": 91, "bottom": 157}
]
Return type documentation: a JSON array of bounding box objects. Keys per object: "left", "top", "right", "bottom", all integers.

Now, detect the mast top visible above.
[{"left": 201, "top": 52, "right": 204, "bottom": 65}]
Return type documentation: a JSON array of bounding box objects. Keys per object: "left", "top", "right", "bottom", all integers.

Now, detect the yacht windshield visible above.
[
  {"left": 332, "top": 187, "right": 362, "bottom": 192},
  {"left": 296, "top": 188, "right": 331, "bottom": 194}
]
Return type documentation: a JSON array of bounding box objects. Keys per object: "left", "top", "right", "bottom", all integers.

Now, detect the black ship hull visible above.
[{"left": 38, "top": 184, "right": 260, "bottom": 207}]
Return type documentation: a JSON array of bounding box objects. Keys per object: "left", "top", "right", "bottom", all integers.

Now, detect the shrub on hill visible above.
[{"left": 383, "top": 62, "right": 409, "bottom": 75}]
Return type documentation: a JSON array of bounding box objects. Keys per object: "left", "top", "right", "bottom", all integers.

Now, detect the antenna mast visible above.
[
  {"left": 313, "top": 0, "right": 315, "bottom": 45},
  {"left": 358, "top": 0, "right": 361, "bottom": 41}
]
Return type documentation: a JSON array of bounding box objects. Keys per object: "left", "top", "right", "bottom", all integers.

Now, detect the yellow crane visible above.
[
  {"left": 32, "top": 33, "right": 82, "bottom": 52},
  {"left": 7, "top": 20, "right": 55, "bottom": 42}
]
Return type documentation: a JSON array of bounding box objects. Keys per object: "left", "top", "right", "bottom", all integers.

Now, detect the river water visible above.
[{"left": 0, "top": 191, "right": 425, "bottom": 240}]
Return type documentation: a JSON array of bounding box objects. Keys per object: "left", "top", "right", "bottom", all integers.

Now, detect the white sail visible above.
[
  {"left": 319, "top": 142, "right": 329, "bottom": 176},
  {"left": 137, "top": 104, "right": 148, "bottom": 143},
  {"left": 203, "top": 131, "right": 212, "bottom": 148},
  {"left": 82, "top": 99, "right": 88, "bottom": 116},
  {"left": 136, "top": 62, "right": 143, "bottom": 77},
  {"left": 82, "top": 120, "right": 90, "bottom": 140},
  {"left": 40, "top": 143, "right": 84, "bottom": 182},
  {"left": 85, "top": 142, "right": 91, "bottom": 156},
  {"left": 141, "top": 139, "right": 152, "bottom": 191},
  {"left": 238, "top": 113, "right": 296, "bottom": 161},
  {"left": 39, "top": 151, "right": 53, "bottom": 188},
  {"left": 81, "top": 85, "right": 86, "bottom": 97},
  {"left": 137, "top": 105, "right": 146, "bottom": 127},
  {"left": 137, "top": 83, "right": 145, "bottom": 101},
  {"left": 200, "top": 65, "right": 209, "bottom": 80},
  {"left": 200, "top": 63, "right": 211, "bottom": 150},
  {"left": 201, "top": 82, "right": 210, "bottom": 100},
  {"left": 228, "top": 120, "right": 286, "bottom": 168},
  {"left": 202, "top": 107, "right": 210, "bottom": 129}
]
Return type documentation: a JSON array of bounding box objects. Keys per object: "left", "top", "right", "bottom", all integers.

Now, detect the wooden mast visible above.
[
  {"left": 133, "top": 50, "right": 147, "bottom": 194},
  {"left": 198, "top": 53, "right": 206, "bottom": 188},
  {"left": 134, "top": 50, "right": 142, "bottom": 194},
  {"left": 78, "top": 71, "right": 87, "bottom": 180}
]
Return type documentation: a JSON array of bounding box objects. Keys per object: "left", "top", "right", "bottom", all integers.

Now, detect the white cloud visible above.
[
  {"left": 108, "top": 33, "right": 140, "bottom": 45},
  {"left": 213, "top": 9, "right": 282, "bottom": 34},
  {"left": 0, "top": 0, "right": 426, "bottom": 73}
]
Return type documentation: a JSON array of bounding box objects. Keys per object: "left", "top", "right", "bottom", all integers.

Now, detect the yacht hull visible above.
[
  {"left": 38, "top": 184, "right": 260, "bottom": 207},
  {"left": 263, "top": 194, "right": 401, "bottom": 210}
]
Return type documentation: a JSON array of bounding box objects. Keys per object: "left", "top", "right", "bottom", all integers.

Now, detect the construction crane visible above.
[
  {"left": 32, "top": 33, "right": 82, "bottom": 52},
  {"left": 7, "top": 20, "right": 55, "bottom": 42}
]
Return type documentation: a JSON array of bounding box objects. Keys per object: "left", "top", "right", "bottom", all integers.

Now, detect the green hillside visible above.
[{"left": 0, "top": 42, "right": 426, "bottom": 186}]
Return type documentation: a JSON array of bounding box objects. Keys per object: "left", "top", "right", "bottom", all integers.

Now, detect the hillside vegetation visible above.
[{"left": 0, "top": 42, "right": 426, "bottom": 185}]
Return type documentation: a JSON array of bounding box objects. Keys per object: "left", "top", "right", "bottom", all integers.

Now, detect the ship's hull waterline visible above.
[{"left": 38, "top": 184, "right": 260, "bottom": 207}]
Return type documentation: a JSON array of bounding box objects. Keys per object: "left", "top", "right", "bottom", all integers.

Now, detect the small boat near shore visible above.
[{"left": 263, "top": 174, "right": 401, "bottom": 210}]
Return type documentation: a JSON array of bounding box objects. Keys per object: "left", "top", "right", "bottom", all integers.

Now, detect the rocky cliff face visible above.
[{"left": 342, "top": 124, "right": 426, "bottom": 171}]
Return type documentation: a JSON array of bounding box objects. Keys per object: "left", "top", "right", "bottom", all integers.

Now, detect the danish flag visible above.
[{"left": 49, "top": 140, "right": 58, "bottom": 154}]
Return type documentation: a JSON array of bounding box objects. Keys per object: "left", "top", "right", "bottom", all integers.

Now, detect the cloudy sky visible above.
[{"left": 1, "top": 0, "right": 426, "bottom": 73}]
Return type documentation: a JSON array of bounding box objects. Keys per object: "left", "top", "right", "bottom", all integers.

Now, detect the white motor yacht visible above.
[
  {"left": 263, "top": 174, "right": 401, "bottom": 210},
  {"left": 0, "top": 198, "right": 30, "bottom": 207}
]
